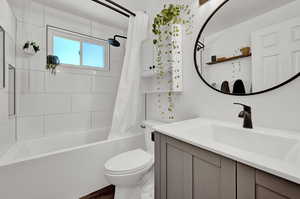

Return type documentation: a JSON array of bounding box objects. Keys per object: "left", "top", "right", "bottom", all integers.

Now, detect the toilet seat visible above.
[{"left": 104, "top": 149, "right": 154, "bottom": 176}]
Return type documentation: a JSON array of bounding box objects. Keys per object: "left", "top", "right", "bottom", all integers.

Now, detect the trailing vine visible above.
[
  {"left": 152, "top": 4, "right": 194, "bottom": 120},
  {"left": 152, "top": 4, "right": 193, "bottom": 45}
]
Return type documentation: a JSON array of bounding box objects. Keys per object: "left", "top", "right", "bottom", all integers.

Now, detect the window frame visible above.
[{"left": 47, "top": 26, "right": 110, "bottom": 72}]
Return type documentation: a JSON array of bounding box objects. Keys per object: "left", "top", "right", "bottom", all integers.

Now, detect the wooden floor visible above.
[
  {"left": 91, "top": 193, "right": 114, "bottom": 199},
  {"left": 80, "top": 185, "right": 115, "bottom": 199}
]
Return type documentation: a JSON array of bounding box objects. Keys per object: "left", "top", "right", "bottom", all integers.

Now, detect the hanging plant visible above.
[
  {"left": 152, "top": 3, "right": 194, "bottom": 121},
  {"left": 152, "top": 4, "right": 194, "bottom": 45},
  {"left": 46, "top": 55, "right": 60, "bottom": 75},
  {"left": 23, "top": 41, "right": 40, "bottom": 55}
]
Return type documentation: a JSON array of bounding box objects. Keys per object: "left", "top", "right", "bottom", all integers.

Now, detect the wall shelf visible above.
[
  {"left": 206, "top": 54, "right": 251, "bottom": 65},
  {"left": 141, "top": 68, "right": 172, "bottom": 78},
  {"left": 143, "top": 90, "right": 183, "bottom": 94}
]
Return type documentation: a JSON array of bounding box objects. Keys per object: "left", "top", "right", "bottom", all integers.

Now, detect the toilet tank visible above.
[{"left": 142, "top": 120, "right": 166, "bottom": 154}]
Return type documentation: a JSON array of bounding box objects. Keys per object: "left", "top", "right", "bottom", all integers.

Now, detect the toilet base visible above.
[
  {"left": 114, "top": 186, "right": 141, "bottom": 199},
  {"left": 140, "top": 169, "right": 154, "bottom": 199},
  {"left": 114, "top": 169, "right": 154, "bottom": 199}
]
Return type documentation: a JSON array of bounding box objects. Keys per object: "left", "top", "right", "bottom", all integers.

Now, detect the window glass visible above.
[
  {"left": 53, "top": 36, "right": 80, "bottom": 65},
  {"left": 82, "top": 42, "right": 105, "bottom": 68},
  {"left": 49, "top": 27, "right": 109, "bottom": 71}
]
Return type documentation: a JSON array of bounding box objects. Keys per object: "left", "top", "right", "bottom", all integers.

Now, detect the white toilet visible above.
[{"left": 104, "top": 120, "right": 163, "bottom": 199}]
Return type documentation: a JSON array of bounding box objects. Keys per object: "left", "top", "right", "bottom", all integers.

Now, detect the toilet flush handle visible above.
[{"left": 151, "top": 132, "right": 155, "bottom": 142}]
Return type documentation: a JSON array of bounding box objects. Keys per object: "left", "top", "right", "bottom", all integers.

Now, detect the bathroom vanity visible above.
[{"left": 153, "top": 118, "right": 300, "bottom": 199}]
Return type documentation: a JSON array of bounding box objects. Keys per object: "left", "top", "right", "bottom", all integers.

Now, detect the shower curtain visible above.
[{"left": 109, "top": 12, "right": 149, "bottom": 139}]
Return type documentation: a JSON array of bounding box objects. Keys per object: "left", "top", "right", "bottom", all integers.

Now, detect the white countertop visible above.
[{"left": 153, "top": 118, "right": 300, "bottom": 184}]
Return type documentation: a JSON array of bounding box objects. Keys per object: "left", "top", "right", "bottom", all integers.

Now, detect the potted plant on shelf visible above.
[
  {"left": 23, "top": 41, "right": 40, "bottom": 55},
  {"left": 46, "top": 55, "right": 60, "bottom": 75}
]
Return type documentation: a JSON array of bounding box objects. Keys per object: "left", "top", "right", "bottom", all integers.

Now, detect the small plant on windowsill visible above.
[
  {"left": 23, "top": 41, "right": 40, "bottom": 55},
  {"left": 46, "top": 55, "right": 60, "bottom": 75}
]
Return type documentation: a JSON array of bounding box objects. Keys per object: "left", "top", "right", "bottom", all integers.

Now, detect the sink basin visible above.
[
  {"left": 159, "top": 120, "right": 300, "bottom": 161},
  {"left": 210, "top": 124, "right": 299, "bottom": 160},
  {"left": 154, "top": 118, "right": 300, "bottom": 184}
]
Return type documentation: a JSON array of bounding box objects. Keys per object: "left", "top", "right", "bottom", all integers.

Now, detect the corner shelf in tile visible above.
[
  {"left": 143, "top": 89, "right": 183, "bottom": 94},
  {"left": 141, "top": 68, "right": 172, "bottom": 78}
]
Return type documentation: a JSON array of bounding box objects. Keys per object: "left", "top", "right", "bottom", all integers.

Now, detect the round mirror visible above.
[{"left": 194, "top": 0, "right": 300, "bottom": 95}]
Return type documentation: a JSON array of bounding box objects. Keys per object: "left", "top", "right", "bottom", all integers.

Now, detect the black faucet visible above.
[{"left": 234, "top": 103, "right": 253, "bottom": 129}]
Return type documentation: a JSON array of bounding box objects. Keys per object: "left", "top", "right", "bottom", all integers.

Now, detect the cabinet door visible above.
[
  {"left": 256, "top": 186, "right": 288, "bottom": 199},
  {"left": 155, "top": 133, "right": 236, "bottom": 199},
  {"left": 141, "top": 39, "right": 154, "bottom": 71},
  {"left": 237, "top": 163, "right": 255, "bottom": 199},
  {"left": 256, "top": 170, "right": 300, "bottom": 199},
  {"left": 193, "top": 156, "right": 236, "bottom": 199},
  {"left": 166, "top": 144, "right": 193, "bottom": 199},
  {"left": 156, "top": 134, "right": 193, "bottom": 199},
  {"left": 237, "top": 163, "right": 300, "bottom": 199}
]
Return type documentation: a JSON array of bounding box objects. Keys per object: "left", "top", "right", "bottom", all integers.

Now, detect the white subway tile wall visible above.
[
  {"left": 8, "top": 1, "right": 125, "bottom": 141},
  {"left": 44, "top": 113, "right": 91, "bottom": 136},
  {"left": 92, "top": 111, "right": 113, "bottom": 129},
  {"left": 0, "top": 0, "right": 17, "bottom": 155},
  {"left": 17, "top": 116, "right": 44, "bottom": 140}
]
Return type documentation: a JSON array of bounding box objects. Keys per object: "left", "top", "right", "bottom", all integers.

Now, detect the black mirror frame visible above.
[
  {"left": 0, "top": 25, "right": 5, "bottom": 89},
  {"left": 193, "top": 0, "right": 300, "bottom": 96}
]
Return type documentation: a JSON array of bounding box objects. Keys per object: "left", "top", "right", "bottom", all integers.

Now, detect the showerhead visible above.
[
  {"left": 108, "top": 38, "right": 121, "bottom": 47},
  {"left": 108, "top": 35, "right": 127, "bottom": 47}
]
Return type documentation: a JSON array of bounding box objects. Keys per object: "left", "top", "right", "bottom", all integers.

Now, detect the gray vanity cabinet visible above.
[
  {"left": 155, "top": 133, "right": 300, "bottom": 199},
  {"left": 154, "top": 133, "right": 236, "bottom": 199},
  {"left": 237, "top": 164, "right": 300, "bottom": 199}
]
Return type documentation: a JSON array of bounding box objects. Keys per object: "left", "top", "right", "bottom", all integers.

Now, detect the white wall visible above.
[
  {"left": 146, "top": 0, "right": 300, "bottom": 132},
  {"left": 0, "top": 0, "right": 16, "bottom": 155},
  {"left": 9, "top": 0, "right": 125, "bottom": 140}
]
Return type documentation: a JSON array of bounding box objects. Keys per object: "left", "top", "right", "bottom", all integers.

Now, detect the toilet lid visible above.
[{"left": 105, "top": 149, "right": 153, "bottom": 175}]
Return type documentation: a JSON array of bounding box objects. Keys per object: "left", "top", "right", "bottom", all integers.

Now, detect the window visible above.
[
  {"left": 47, "top": 26, "right": 109, "bottom": 71},
  {"left": 53, "top": 36, "right": 81, "bottom": 66},
  {"left": 82, "top": 42, "right": 105, "bottom": 67}
]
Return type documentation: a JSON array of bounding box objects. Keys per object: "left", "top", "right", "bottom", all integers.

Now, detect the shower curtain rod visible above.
[{"left": 91, "top": 0, "right": 136, "bottom": 18}]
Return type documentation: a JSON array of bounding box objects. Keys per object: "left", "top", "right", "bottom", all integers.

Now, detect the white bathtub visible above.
[{"left": 0, "top": 127, "right": 146, "bottom": 199}]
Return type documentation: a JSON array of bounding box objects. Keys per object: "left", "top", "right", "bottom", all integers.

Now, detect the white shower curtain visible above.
[{"left": 109, "top": 12, "right": 149, "bottom": 139}]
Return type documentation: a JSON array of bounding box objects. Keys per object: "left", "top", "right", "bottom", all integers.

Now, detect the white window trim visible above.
[{"left": 47, "top": 26, "right": 110, "bottom": 72}]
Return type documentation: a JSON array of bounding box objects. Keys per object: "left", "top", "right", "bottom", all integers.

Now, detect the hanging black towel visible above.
[
  {"left": 233, "top": 79, "right": 246, "bottom": 94},
  {"left": 221, "top": 81, "right": 230, "bottom": 93}
]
